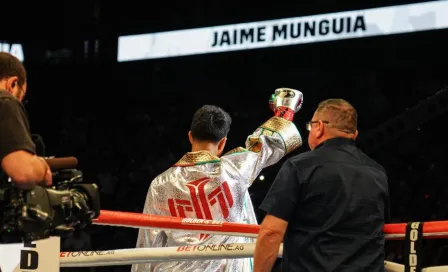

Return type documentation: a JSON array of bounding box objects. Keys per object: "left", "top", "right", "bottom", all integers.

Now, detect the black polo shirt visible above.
[
  {"left": 0, "top": 90, "right": 35, "bottom": 169},
  {"left": 260, "top": 137, "right": 389, "bottom": 272}
]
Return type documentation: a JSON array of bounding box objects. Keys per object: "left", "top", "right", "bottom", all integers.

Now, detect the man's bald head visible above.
[{"left": 314, "top": 99, "right": 357, "bottom": 134}]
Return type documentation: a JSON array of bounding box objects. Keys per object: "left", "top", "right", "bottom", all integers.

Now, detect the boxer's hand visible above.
[{"left": 269, "top": 88, "right": 303, "bottom": 121}]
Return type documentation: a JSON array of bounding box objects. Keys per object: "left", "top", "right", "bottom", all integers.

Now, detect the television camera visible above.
[{"left": 0, "top": 157, "right": 100, "bottom": 243}]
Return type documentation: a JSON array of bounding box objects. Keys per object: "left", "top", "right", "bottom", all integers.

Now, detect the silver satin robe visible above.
[{"left": 132, "top": 117, "right": 302, "bottom": 272}]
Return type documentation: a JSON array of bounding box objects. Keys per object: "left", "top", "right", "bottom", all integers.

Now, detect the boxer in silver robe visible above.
[{"left": 132, "top": 88, "right": 303, "bottom": 272}]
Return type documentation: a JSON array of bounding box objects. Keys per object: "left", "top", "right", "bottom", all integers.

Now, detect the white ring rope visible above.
[
  {"left": 384, "top": 261, "right": 448, "bottom": 272},
  {"left": 59, "top": 244, "right": 448, "bottom": 272},
  {"left": 60, "top": 243, "right": 280, "bottom": 267},
  {"left": 57, "top": 211, "right": 448, "bottom": 270}
]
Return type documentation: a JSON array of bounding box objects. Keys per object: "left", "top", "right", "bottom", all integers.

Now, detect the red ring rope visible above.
[
  {"left": 94, "top": 210, "right": 448, "bottom": 239},
  {"left": 94, "top": 210, "right": 259, "bottom": 236},
  {"left": 385, "top": 221, "right": 448, "bottom": 239}
]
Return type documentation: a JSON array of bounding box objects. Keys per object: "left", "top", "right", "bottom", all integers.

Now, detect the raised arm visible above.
[{"left": 221, "top": 88, "right": 303, "bottom": 186}]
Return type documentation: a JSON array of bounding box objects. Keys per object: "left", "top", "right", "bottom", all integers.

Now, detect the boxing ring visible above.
[{"left": 57, "top": 210, "right": 448, "bottom": 271}]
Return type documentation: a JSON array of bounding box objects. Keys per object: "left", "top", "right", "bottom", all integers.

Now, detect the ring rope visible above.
[
  {"left": 60, "top": 243, "right": 279, "bottom": 267},
  {"left": 93, "top": 210, "right": 258, "bottom": 238},
  {"left": 52, "top": 210, "right": 448, "bottom": 270},
  {"left": 59, "top": 245, "right": 448, "bottom": 271},
  {"left": 93, "top": 210, "right": 448, "bottom": 240},
  {"left": 384, "top": 262, "right": 448, "bottom": 272}
]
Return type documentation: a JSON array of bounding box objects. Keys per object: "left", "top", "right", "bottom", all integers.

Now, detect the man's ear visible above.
[
  {"left": 217, "top": 137, "right": 227, "bottom": 157},
  {"left": 315, "top": 120, "right": 325, "bottom": 139},
  {"left": 188, "top": 131, "right": 194, "bottom": 145},
  {"left": 5, "top": 76, "right": 18, "bottom": 93}
]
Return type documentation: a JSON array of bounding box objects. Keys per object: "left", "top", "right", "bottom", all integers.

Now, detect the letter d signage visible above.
[
  {"left": 20, "top": 250, "right": 38, "bottom": 270},
  {"left": 0, "top": 236, "right": 60, "bottom": 272}
]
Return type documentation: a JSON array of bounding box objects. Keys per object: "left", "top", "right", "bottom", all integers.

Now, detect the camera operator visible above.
[{"left": 0, "top": 52, "right": 52, "bottom": 189}]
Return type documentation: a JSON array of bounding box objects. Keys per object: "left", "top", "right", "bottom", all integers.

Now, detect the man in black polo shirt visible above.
[
  {"left": 254, "top": 99, "right": 389, "bottom": 272},
  {"left": 0, "top": 52, "right": 52, "bottom": 189}
]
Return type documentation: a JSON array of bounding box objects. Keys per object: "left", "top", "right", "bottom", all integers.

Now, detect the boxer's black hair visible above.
[
  {"left": 0, "top": 52, "right": 26, "bottom": 88},
  {"left": 190, "top": 105, "right": 232, "bottom": 143}
]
